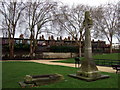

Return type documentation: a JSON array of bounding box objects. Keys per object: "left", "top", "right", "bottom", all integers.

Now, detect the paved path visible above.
[
  {"left": 2, "top": 59, "right": 116, "bottom": 73},
  {"left": 29, "top": 59, "right": 116, "bottom": 73}
]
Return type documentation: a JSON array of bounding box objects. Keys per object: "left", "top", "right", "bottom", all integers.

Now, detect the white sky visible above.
[
  {"left": 57, "top": 0, "right": 119, "bottom": 6},
  {"left": 0, "top": 0, "right": 119, "bottom": 44},
  {"left": 55, "top": 0, "right": 119, "bottom": 44}
]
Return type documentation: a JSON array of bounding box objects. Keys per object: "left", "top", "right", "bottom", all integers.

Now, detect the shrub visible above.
[
  {"left": 49, "top": 46, "right": 79, "bottom": 53},
  {"left": 14, "top": 44, "right": 30, "bottom": 51},
  {"left": 22, "top": 44, "right": 30, "bottom": 51}
]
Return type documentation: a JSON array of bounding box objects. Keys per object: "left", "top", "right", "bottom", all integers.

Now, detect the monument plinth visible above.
[{"left": 68, "top": 11, "right": 109, "bottom": 81}]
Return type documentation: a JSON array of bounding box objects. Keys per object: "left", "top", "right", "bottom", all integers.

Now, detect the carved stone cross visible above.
[
  {"left": 77, "top": 11, "right": 100, "bottom": 77},
  {"left": 68, "top": 11, "right": 109, "bottom": 81}
]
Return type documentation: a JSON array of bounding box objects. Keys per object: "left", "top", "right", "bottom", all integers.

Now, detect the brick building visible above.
[{"left": 1, "top": 34, "right": 110, "bottom": 53}]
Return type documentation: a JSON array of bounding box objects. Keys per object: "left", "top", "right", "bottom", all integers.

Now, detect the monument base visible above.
[{"left": 68, "top": 73, "right": 109, "bottom": 82}]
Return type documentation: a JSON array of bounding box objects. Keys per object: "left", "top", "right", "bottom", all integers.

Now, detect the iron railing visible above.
[{"left": 94, "top": 59, "right": 120, "bottom": 67}]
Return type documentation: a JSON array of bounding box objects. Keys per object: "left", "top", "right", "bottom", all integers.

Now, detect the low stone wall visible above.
[{"left": 43, "top": 52, "right": 78, "bottom": 59}]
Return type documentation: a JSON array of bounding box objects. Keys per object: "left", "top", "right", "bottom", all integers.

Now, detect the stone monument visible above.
[
  {"left": 19, "top": 74, "right": 64, "bottom": 88},
  {"left": 68, "top": 11, "right": 109, "bottom": 81}
]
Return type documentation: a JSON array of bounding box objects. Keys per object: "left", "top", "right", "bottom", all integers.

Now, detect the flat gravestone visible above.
[{"left": 18, "top": 73, "right": 64, "bottom": 88}]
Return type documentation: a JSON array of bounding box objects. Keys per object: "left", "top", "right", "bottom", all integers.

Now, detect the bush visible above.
[
  {"left": 3, "top": 45, "right": 9, "bottom": 51},
  {"left": 14, "top": 44, "right": 30, "bottom": 51},
  {"left": 22, "top": 44, "right": 30, "bottom": 51},
  {"left": 2, "top": 44, "right": 30, "bottom": 52},
  {"left": 49, "top": 46, "right": 79, "bottom": 53}
]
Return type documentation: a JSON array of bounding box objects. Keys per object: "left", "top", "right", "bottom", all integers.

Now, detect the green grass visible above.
[
  {"left": 2, "top": 61, "right": 119, "bottom": 88},
  {"left": 93, "top": 53, "right": 120, "bottom": 60},
  {"left": 52, "top": 53, "right": 120, "bottom": 64}
]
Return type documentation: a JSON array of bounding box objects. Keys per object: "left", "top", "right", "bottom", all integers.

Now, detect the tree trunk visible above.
[
  {"left": 32, "top": 40, "right": 37, "bottom": 57},
  {"left": 9, "top": 39, "right": 14, "bottom": 59},
  {"left": 30, "top": 31, "right": 34, "bottom": 59},
  {"left": 79, "top": 41, "right": 82, "bottom": 57},
  {"left": 109, "top": 41, "right": 112, "bottom": 53},
  {"left": 30, "top": 34, "right": 37, "bottom": 59},
  {"left": 30, "top": 39, "right": 33, "bottom": 59}
]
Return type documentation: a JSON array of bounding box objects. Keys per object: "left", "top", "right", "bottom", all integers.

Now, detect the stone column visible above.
[
  {"left": 69, "top": 11, "right": 109, "bottom": 81},
  {"left": 77, "top": 11, "right": 99, "bottom": 77}
]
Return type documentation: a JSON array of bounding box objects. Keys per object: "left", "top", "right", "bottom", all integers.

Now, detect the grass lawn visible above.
[
  {"left": 52, "top": 53, "right": 120, "bottom": 64},
  {"left": 2, "top": 61, "right": 119, "bottom": 88}
]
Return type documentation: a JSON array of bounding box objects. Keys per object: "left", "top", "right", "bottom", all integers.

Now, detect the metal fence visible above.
[{"left": 94, "top": 59, "right": 120, "bottom": 67}]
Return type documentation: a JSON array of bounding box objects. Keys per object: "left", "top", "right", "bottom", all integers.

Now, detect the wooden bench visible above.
[{"left": 111, "top": 65, "right": 120, "bottom": 73}]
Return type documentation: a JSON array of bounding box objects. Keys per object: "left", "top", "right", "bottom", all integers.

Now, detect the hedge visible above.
[
  {"left": 49, "top": 46, "right": 79, "bottom": 53},
  {"left": 3, "top": 44, "right": 30, "bottom": 51}
]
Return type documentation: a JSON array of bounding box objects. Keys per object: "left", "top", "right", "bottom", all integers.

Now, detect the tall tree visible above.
[
  {"left": 53, "top": 5, "right": 87, "bottom": 57},
  {"left": 115, "top": 2, "right": 120, "bottom": 43},
  {"left": 91, "top": 3, "right": 118, "bottom": 53},
  {"left": 25, "top": 1, "right": 57, "bottom": 58},
  {"left": 0, "top": 20, "right": 8, "bottom": 38},
  {"left": 0, "top": 0, "right": 25, "bottom": 58}
]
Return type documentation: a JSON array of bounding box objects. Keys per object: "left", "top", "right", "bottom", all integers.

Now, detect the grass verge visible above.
[
  {"left": 52, "top": 53, "right": 120, "bottom": 64},
  {"left": 2, "top": 61, "right": 119, "bottom": 88}
]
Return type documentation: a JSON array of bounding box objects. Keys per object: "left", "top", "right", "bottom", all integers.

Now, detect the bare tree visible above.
[
  {"left": 91, "top": 3, "right": 118, "bottom": 53},
  {"left": 25, "top": 1, "right": 57, "bottom": 58},
  {"left": 53, "top": 5, "right": 87, "bottom": 57},
  {"left": 0, "top": 20, "right": 8, "bottom": 38},
  {"left": 0, "top": 0, "right": 26, "bottom": 58},
  {"left": 115, "top": 2, "right": 120, "bottom": 43}
]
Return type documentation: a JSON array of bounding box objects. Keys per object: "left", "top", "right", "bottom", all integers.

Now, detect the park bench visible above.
[{"left": 111, "top": 65, "right": 120, "bottom": 73}]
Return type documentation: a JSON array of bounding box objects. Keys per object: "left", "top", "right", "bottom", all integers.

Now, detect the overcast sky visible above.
[
  {"left": 55, "top": 0, "right": 119, "bottom": 44},
  {"left": 0, "top": 0, "right": 119, "bottom": 44},
  {"left": 57, "top": 0, "right": 119, "bottom": 6}
]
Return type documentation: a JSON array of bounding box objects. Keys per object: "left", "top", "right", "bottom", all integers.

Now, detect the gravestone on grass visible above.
[
  {"left": 68, "top": 11, "right": 109, "bottom": 81},
  {"left": 19, "top": 73, "right": 64, "bottom": 88}
]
